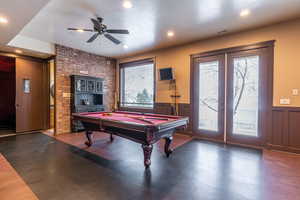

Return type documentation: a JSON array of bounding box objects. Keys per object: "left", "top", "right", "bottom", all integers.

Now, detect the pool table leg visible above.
[
  {"left": 85, "top": 131, "right": 93, "bottom": 147},
  {"left": 164, "top": 136, "right": 173, "bottom": 157},
  {"left": 142, "top": 144, "right": 153, "bottom": 169},
  {"left": 110, "top": 134, "right": 114, "bottom": 142}
]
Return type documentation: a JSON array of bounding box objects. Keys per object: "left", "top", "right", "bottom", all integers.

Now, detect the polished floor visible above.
[
  {"left": 0, "top": 132, "right": 300, "bottom": 200},
  {"left": 42, "top": 130, "right": 193, "bottom": 160},
  {"left": 0, "top": 154, "right": 38, "bottom": 200}
]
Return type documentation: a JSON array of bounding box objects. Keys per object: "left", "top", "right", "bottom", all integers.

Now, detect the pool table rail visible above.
[{"left": 72, "top": 111, "right": 188, "bottom": 132}]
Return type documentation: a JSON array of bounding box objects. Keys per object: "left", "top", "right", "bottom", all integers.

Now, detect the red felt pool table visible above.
[{"left": 72, "top": 111, "right": 189, "bottom": 168}]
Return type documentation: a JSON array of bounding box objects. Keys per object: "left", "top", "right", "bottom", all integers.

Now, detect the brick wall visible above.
[{"left": 55, "top": 45, "right": 116, "bottom": 134}]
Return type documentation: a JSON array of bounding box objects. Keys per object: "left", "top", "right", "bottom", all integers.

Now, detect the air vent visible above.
[{"left": 217, "top": 30, "right": 227, "bottom": 35}]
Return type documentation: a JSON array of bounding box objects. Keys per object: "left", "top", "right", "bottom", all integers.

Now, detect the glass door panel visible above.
[
  {"left": 232, "top": 56, "right": 259, "bottom": 137},
  {"left": 198, "top": 61, "right": 219, "bottom": 132}
]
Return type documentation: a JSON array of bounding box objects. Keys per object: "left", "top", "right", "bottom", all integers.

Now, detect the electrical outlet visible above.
[
  {"left": 280, "top": 98, "right": 290, "bottom": 105},
  {"left": 292, "top": 89, "right": 299, "bottom": 96}
]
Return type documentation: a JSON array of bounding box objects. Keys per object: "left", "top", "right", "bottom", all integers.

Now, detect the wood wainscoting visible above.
[
  {"left": 120, "top": 103, "right": 300, "bottom": 154},
  {"left": 178, "top": 103, "right": 192, "bottom": 133},
  {"left": 268, "top": 107, "right": 300, "bottom": 153},
  {"left": 155, "top": 104, "right": 300, "bottom": 154}
]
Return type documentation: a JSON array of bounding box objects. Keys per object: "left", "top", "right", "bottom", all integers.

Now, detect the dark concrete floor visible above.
[{"left": 0, "top": 133, "right": 264, "bottom": 200}]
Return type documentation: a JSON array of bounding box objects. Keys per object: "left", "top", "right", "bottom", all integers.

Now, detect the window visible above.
[
  {"left": 198, "top": 60, "right": 219, "bottom": 131},
  {"left": 120, "top": 59, "right": 155, "bottom": 108},
  {"left": 232, "top": 56, "right": 259, "bottom": 136}
]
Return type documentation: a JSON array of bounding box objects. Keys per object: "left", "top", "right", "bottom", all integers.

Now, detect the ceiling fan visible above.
[{"left": 68, "top": 17, "right": 129, "bottom": 45}]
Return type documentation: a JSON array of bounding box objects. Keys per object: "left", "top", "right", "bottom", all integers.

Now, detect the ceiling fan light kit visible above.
[{"left": 68, "top": 17, "right": 129, "bottom": 45}]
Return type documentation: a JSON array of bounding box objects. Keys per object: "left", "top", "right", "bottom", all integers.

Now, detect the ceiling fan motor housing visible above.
[{"left": 95, "top": 24, "right": 107, "bottom": 34}]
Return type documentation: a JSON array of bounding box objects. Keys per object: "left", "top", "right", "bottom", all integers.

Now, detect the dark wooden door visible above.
[{"left": 15, "top": 58, "right": 46, "bottom": 133}]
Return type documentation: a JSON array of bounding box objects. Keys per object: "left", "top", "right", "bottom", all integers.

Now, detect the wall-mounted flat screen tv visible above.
[{"left": 159, "top": 68, "right": 174, "bottom": 80}]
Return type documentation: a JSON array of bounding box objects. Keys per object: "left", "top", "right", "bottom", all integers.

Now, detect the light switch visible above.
[
  {"left": 292, "top": 89, "right": 299, "bottom": 96},
  {"left": 280, "top": 98, "right": 290, "bottom": 105}
]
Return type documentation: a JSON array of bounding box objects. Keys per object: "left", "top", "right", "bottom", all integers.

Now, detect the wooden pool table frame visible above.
[{"left": 72, "top": 111, "right": 189, "bottom": 168}]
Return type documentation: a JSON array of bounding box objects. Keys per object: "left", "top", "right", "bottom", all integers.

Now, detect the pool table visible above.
[{"left": 72, "top": 111, "right": 189, "bottom": 168}]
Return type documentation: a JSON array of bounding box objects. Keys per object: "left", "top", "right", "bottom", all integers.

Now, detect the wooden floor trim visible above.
[{"left": 0, "top": 154, "right": 39, "bottom": 200}]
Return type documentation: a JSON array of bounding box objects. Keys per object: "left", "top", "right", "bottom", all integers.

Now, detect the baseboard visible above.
[
  {"left": 267, "top": 143, "right": 300, "bottom": 154},
  {"left": 193, "top": 135, "right": 225, "bottom": 144}
]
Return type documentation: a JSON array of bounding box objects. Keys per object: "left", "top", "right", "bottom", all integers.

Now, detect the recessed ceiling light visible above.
[
  {"left": 15, "top": 50, "right": 22, "bottom": 54},
  {"left": 0, "top": 17, "right": 8, "bottom": 24},
  {"left": 167, "top": 31, "right": 174, "bottom": 37},
  {"left": 123, "top": 1, "right": 133, "bottom": 8},
  {"left": 240, "top": 9, "right": 250, "bottom": 17},
  {"left": 77, "top": 29, "right": 84, "bottom": 33},
  {"left": 123, "top": 44, "right": 128, "bottom": 49}
]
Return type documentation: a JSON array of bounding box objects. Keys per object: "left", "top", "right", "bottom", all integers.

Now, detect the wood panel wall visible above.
[
  {"left": 119, "top": 103, "right": 192, "bottom": 134},
  {"left": 121, "top": 103, "right": 300, "bottom": 154},
  {"left": 268, "top": 107, "right": 300, "bottom": 153}
]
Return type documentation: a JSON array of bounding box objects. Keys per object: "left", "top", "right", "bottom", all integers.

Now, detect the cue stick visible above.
[
  {"left": 145, "top": 117, "right": 169, "bottom": 121},
  {"left": 122, "top": 114, "right": 168, "bottom": 121},
  {"left": 126, "top": 116, "right": 155, "bottom": 124}
]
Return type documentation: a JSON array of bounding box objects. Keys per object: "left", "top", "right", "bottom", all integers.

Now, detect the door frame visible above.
[
  {"left": 190, "top": 40, "right": 275, "bottom": 147},
  {"left": 191, "top": 54, "right": 225, "bottom": 141},
  {"left": 48, "top": 58, "right": 57, "bottom": 135},
  {"left": 0, "top": 51, "right": 52, "bottom": 133},
  {"left": 43, "top": 56, "right": 56, "bottom": 134}
]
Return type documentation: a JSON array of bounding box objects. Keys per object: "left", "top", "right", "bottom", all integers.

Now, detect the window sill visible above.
[{"left": 118, "top": 106, "right": 154, "bottom": 113}]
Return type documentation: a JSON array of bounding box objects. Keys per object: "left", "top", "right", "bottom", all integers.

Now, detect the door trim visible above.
[
  {"left": 0, "top": 51, "right": 47, "bottom": 62},
  {"left": 190, "top": 40, "right": 275, "bottom": 147},
  {"left": 0, "top": 51, "right": 53, "bottom": 133},
  {"left": 191, "top": 40, "right": 275, "bottom": 58}
]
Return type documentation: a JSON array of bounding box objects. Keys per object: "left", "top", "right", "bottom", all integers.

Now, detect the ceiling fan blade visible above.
[
  {"left": 104, "top": 34, "right": 121, "bottom": 45},
  {"left": 91, "top": 18, "right": 102, "bottom": 31},
  {"left": 97, "top": 17, "right": 103, "bottom": 23},
  {"left": 87, "top": 33, "right": 100, "bottom": 43},
  {"left": 68, "top": 28, "right": 94, "bottom": 32},
  {"left": 83, "top": 29, "right": 94, "bottom": 32},
  {"left": 68, "top": 28, "right": 79, "bottom": 31},
  {"left": 106, "top": 29, "right": 129, "bottom": 34}
]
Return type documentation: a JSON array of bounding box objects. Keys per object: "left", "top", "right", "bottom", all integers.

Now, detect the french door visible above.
[
  {"left": 192, "top": 55, "right": 225, "bottom": 141},
  {"left": 192, "top": 42, "right": 273, "bottom": 146}
]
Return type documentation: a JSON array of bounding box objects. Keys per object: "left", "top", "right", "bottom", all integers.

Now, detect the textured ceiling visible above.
[{"left": 6, "top": 0, "right": 300, "bottom": 58}]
